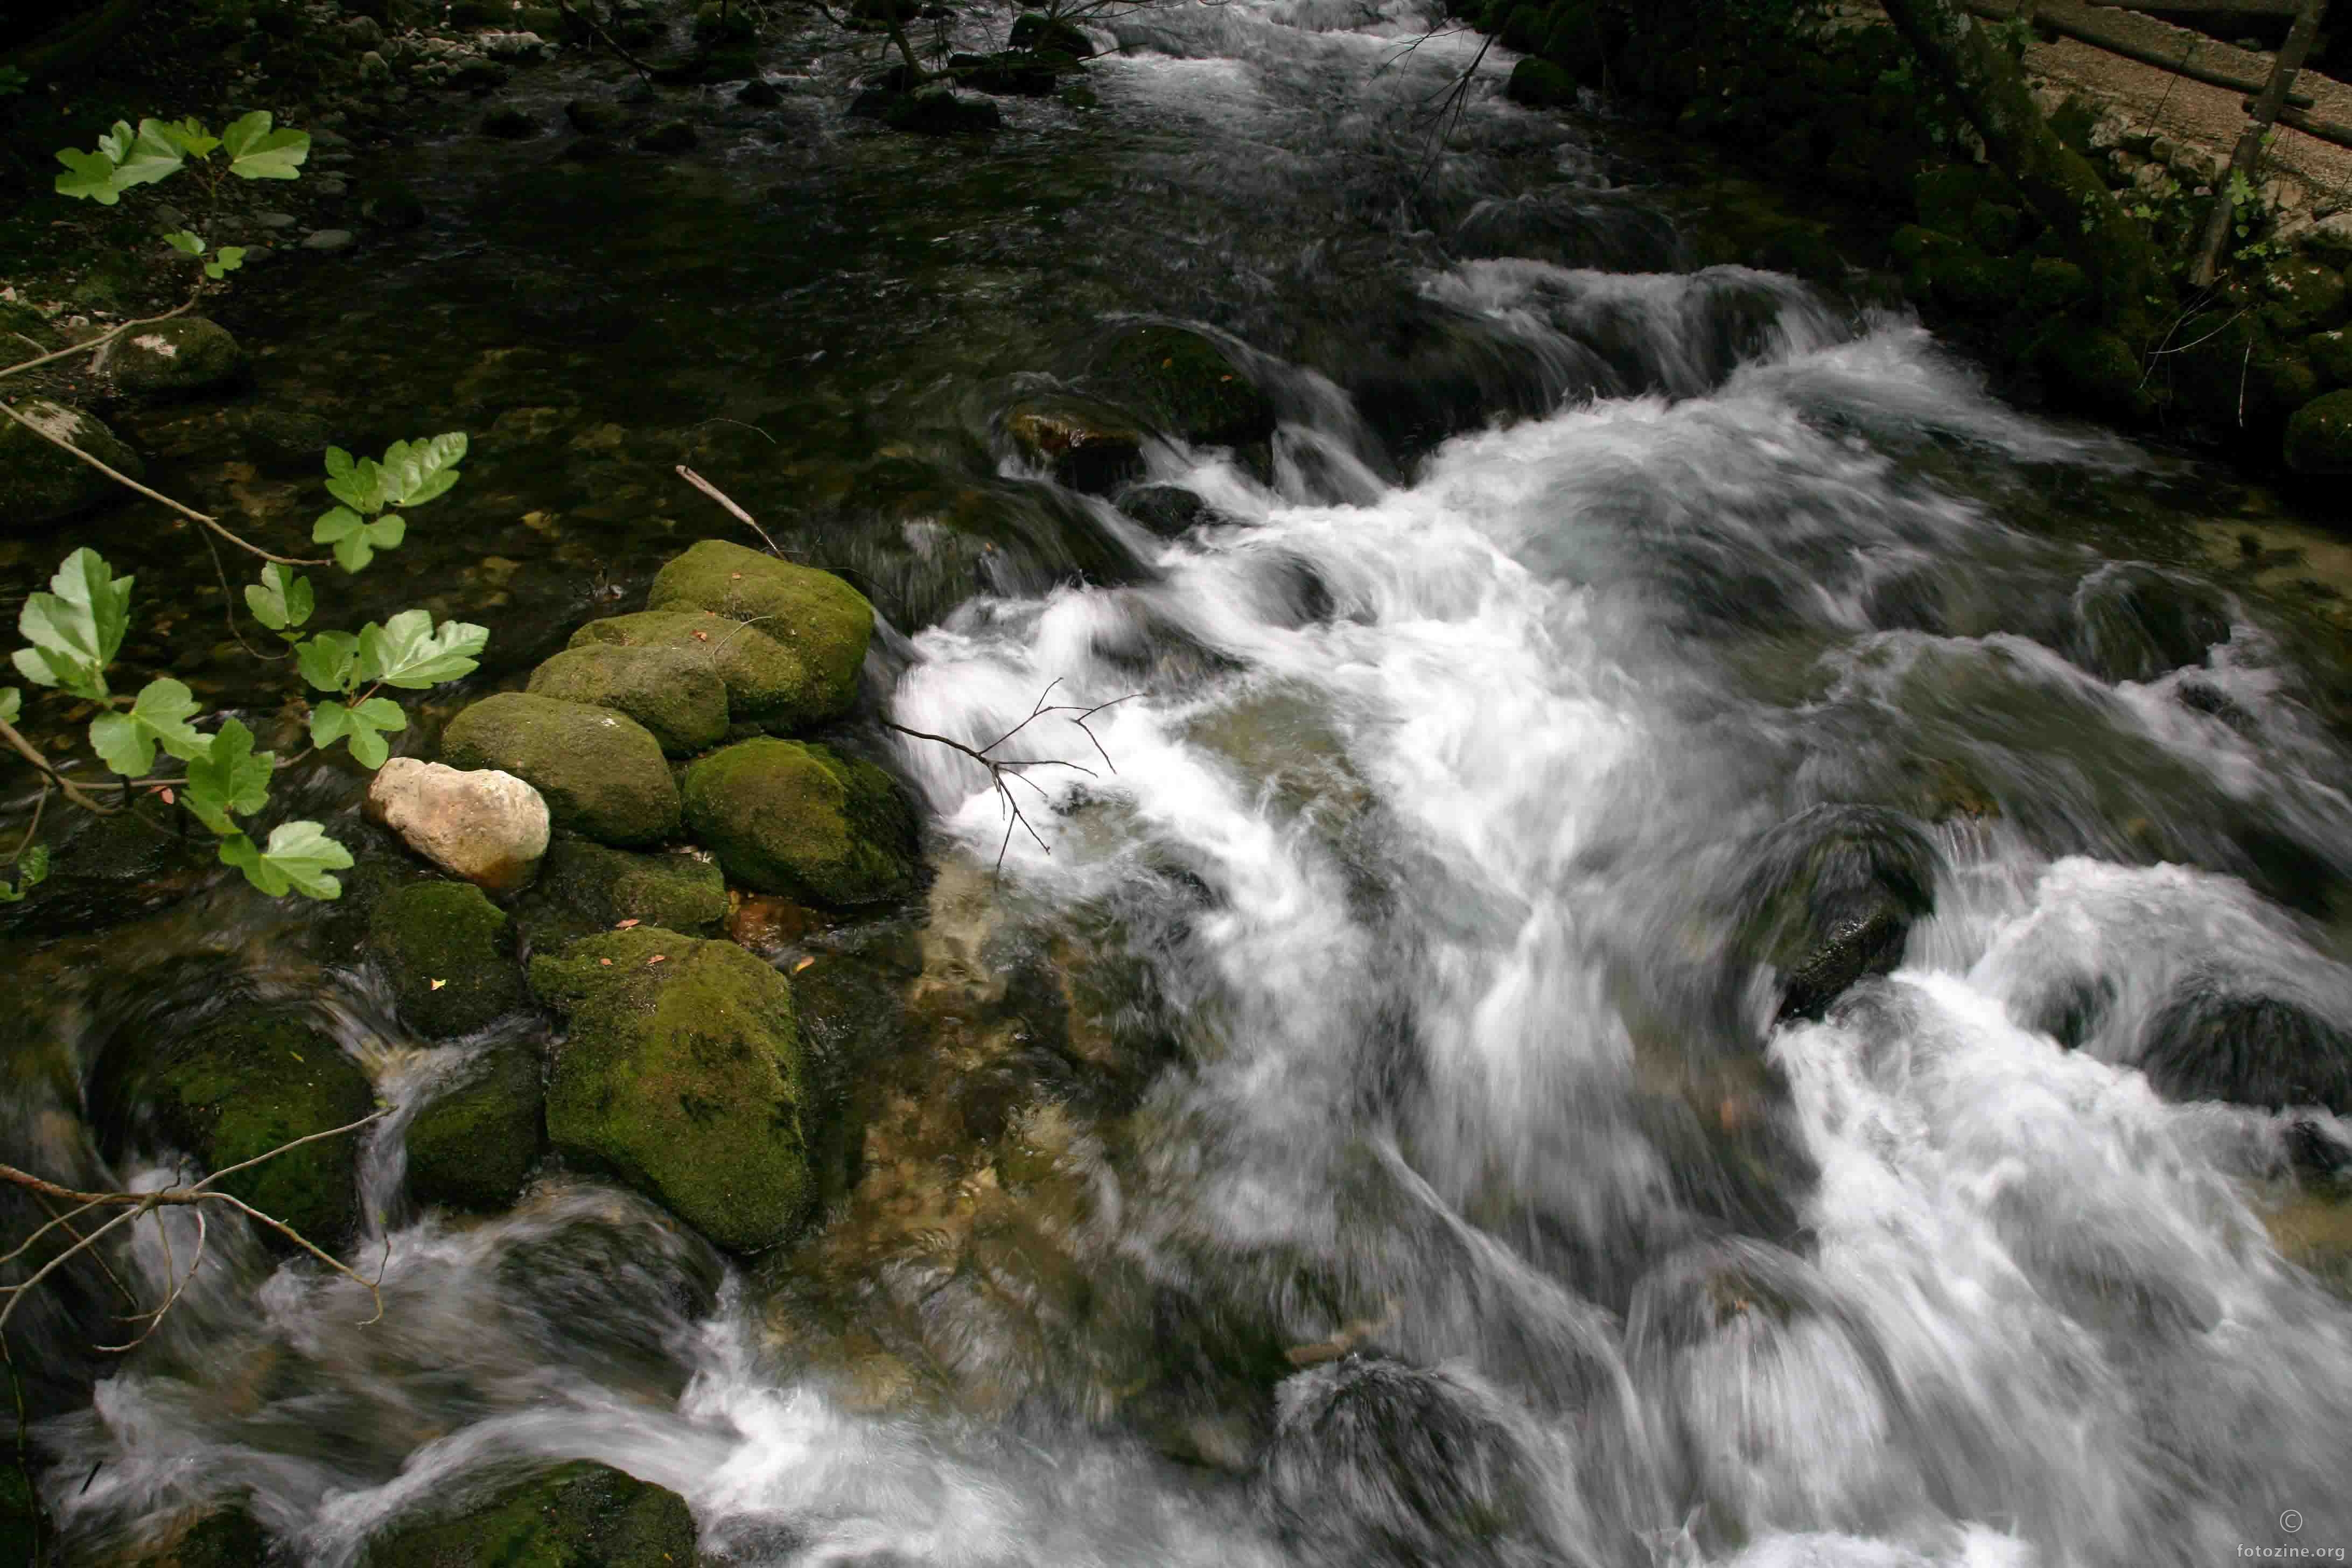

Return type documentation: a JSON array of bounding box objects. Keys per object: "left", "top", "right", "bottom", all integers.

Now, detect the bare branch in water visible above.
[{"left": 887, "top": 679, "right": 1140, "bottom": 878}]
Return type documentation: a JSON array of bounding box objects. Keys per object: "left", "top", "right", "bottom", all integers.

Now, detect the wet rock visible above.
[
  {"left": 2285, "top": 388, "right": 2352, "bottom": 474},
  {"left": 644, "top": 538, "right": 875, "bottom": 727},
  {"left": 110, "top": 1500, "right": 272, "bottom": 1568},
  {"left": 1255, "top": 1357, "right": 1550, "bottom": 1568},
  {"left": 565, "top": 96, "right": 633, "bottom": 134},
  {"left": 635, "top": 120, "right": 699, "bottom": 153},
  {"left": 481, "top": 29, "right": 552, "bottom": 60},
  {"left": 366, "top": 757, "right": 551, "bottom": 893},
  {"left": 1005, "top": 398, "right": 1146, "bottom": 493},
  {"left": 570, "top": 607, "right": 827, "bottom": 732},
  {"left": 2306, "top": 327, "right": 2352, "bottom": 390},
  {"left": 1505, "top": 57, "right": 1577, "bottom": 108},
  {"left": 241, "top": 406, "right": 333, "bottom": 471},
  {"left": 2066, "top": 563, "right": 2232, "bottom": 683},
  {"left": 301, "top": 228, "right": 356, "bottom": 252},
  {"left": 362, "top": 1461, "right": 697, "bottom": 1568},
  {"left": 884, "top": 88, "right": 1003, "bottom": 135},
  {"left": 2139, "top": 979, "right": 2352, "bottom": 1114},
  {"left": 0, "top": 398, "right": 143, "bottom": 528},
  {"left": 97, "top": 321, "right": 247, "bottom": 401},
  {"left": 342, "top": 12, "right": 387, "bottom": 50},
  {"left": 482, "top": 104, "right": 541, "bottom": 138},
  {"left": 949, "top": 50, "right": 1058, "bottom": 95},
  {"left": 406, "top": 1041, "right": 544, "bottom": 1212},
  {"left": 527, "top": 643, "right": 730, "bottom": 756},
  {"left": 116, "top": 1010, "right": 374, "bottom": 1253},
  {"left": 682, "top": 738, "right": 920, "bottom": 907},
  {"left": 0, "top": 807, "right": 206, "bottom": 936},
  {"left": 1009, "top": 10, "right": 1093, "bottom": 57},
  {"left": 1118, "top": 483, "right": 1209, "bottom": 536},
  {"left": 695, "top": 0, "right": 759, "bottom": 42},
  {"left": 359, "top": 179, "right": 426, "bottom": 229},
  {"left": 530, "top": 928, "right": 813, "bottom": 1251},
  {"left": 1740, "top": 804, "right": 1940, "bottom": 1024},
  {"left": 738, "top": 77, "right": 783, "bottom": 106},
  {"left": 1090, "top": 323, "right": 1275, "bottom": 451},
  {"left": 523, "top": 835, "right": 730, "bottom": 939},
  {"left": 359, "top": 48, "right": 394, "bottom": 86},
  {"left": 440, "top": 692, "right": 680, "bottom": 849},
  {"left": 367, "top": 880, "right": 529, "bottom": 1038},
  {"left": 449, "top": 57, "right": 512, "bottom": 93}
]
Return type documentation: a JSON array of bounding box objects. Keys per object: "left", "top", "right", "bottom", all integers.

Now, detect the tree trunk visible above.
[{"left": 1877, "top": 0, "right": 2172, "bottom": 332}]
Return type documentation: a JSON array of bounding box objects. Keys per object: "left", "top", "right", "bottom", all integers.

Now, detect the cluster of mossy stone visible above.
[{"left": 1473, "top": 0, "right": 2352, "bottom": 473}]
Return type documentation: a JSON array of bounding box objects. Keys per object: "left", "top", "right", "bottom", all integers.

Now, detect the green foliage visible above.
[
  {"left": 88, "top": 677, "right": 207, "bottom": 776},
  {"left": 13, "top": 549, "right": 132, "bottom": 702},
  {"left": 0, "top": 67, "right": 29, "bottom": 97},
  {"left": 219, "top": 821, "right": 354, "bottom": 899},
  {"left": 313, "top": 435, "right": 467, "bottom": 572},
  {"left": 52, "top": 113, "right": 309, "bottom": 281}
]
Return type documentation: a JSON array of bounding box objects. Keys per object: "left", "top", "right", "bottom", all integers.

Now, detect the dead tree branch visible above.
[{"left": 887, "top": 679, "right": 1137, "bottom": 876}]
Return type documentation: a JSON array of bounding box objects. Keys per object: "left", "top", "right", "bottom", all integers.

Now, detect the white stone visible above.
[{"left": 365, "top": 758, "right": 549, "bottom": 892}]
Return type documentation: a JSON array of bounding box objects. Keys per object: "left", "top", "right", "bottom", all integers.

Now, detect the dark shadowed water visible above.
[{"left": 10, "top": 2, "right": 2352, "bottom": 1564}]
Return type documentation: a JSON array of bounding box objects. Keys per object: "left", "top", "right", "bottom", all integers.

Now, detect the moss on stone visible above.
[
  {"left": 102, "top": 318, "right": 246, "bottom": 398},
  {"left": 682, "top": 739, "right": 919, "bottom": 908},
  {"left": 643, "top": 540, "right": 874, "bottom": 728},
  {"left": 1505, "top": 57, "right": 1577, "bottom": 108},
  {"left": 407, "top": 1042, "right": 543, "bottom": 1213},
  {"left": 522, "top": 835, "right": 729, "bottom": 942},
  {"left": 2038, "top": 327, "right": 2149, "bottom": 424},
  {"left": 1089, "top": 323, "right": 1275, "bottom": 451},
  {"left": 2285, "top": 388, "right": 2352, "bottom": 474},
  {"left": 127, "top": 1011, "right": 375, "bottom": 1253},
  {"left": 569, "top": 609, "right": 825, "bottom": 732},
  {"left": 527, "top": 643, "right": 730, "bottom": 756},
  {"left": 2307, "top": 327, "right": 2352, "bottom": 391},
  {"left": 367, "top": 880, "right": 528, "bottom": 1038},
  {"left": 361, "top": 1461, "right": 696, "bottom": 1568},
  {"left": 2261, "top": 259, "right": 2349, "bottom": 339},
  {"left": 441, "top": 691, "right": 680, "bottom": 848},
  {"left": 529, "top": 929, "right": 811, "bottom": 1252},
  {"left": 0, "top": 399, "right": 144, "bottom": 531}
]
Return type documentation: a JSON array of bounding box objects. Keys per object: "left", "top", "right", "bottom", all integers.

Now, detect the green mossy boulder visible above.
[
  {"left": 2168, "top": 311, "right": 2316, "bottom": 434},
  {"left": 100, "top": 318, "right": 245, "bottom": 397},
  {"left": 1926, "top": 247, "right": 2023, "bottom": 319},
  {"left": 530, "top": 929, "right": 811, "bottom": 1252},
  {"left": 1912, "top": 164, "right": 1999, "bottom": 236},
  {"left": 1506, "top": 57, "right": 1578, "bottom": 108},
  {"left": 0, "top": 399, "right": 144, "bottom": 530},
  {"left": 114, "top": 1502, "right": 272, "bottom": 1568},
  {"left": 1539, "top": 0, "right": 1606, "bottom": 83},
  {"left": 367, "top": 880, "right": 528, "bottom": 1038},
  {"left": 121, "top": 1011, "right": 375, "bottom": 1254},
  {"left": 2022, "top": 257, "right": 2090, "bottom": 317},
  {"left": 2306, "top": 327, "right": 2352, "bottom": 390},
  {"left": 644, "top": 540, "right": 874, "bottom": 727},
  {"left": 1009, "top": 11, "right": 1093, "bottom": 57},
  {"left": 524, "top": 835, "right": 730, "bottom": 941},
  {"left": 570, "top": 610, "right": 825, "bottom": 732},
  {"left": 1090, "top": 324, "right": 1276, "bottom": 451},
  {"left": 2261, "top": 259, "right": 2349, "bottom": 339},
  {"left": 527, "top": 643, "right": 729, "bottom": 756},
  {"left": 2285, "top": 388, "right": 2352, "bottom": 474},
  {"left": 681, "top": 739, "right": 919, "bottom": 908},
  {"left": 407, "top": 1042, "right": 543, "bottom": 1212},
  {"left": 442, "top": 691, "right": 680, "bottom": 848},
  {"left": 2039, "top": 327, "right": 2150, "bottom": 423},
  {"left": 362, "top": 1461, "right": 697, "bottom": 1568}
]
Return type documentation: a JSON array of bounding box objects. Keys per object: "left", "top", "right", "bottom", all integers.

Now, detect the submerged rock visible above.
[
  {"left": 0, "top": 398, "right": 143, "bottom": 529},
  {"left": 97, "top": 318, "right": 245, "bottom": 397},
  {"left": 2285, "top": 388, "right": 2352, "bottom": 474},
  {"left": 884, "top": 88, "right": 1003, "bottom": 135},
  {"left": 115, "top": 1010, "right": 375, "bottom": 1253},
  {"left": 644, "top": 539, "right": 874, "bottom": 727},
  {"left": 1255, "top": 1357, "right": 1550, "bottom": 1568},
  {"left": 1117, "top": 483, "right": 1209, "bottom": 536},
  {"left": 366, "top": 757, "right": 551, "bottom": 893},
  {"left": 682, "top": 738, "right": 920, "bottom": 908},
  {"left": 1740, "top": 804, "right": 1940, "bottom": 1024},
  {"left": 1090, "top": 323, "right": 1275, "bottom": 451},
  {"left": 527, "top": 643, "right": 730, "bottom": 756},
  {"left": 2065, "top": 564, "right": 2232, "bottom": 684},
  {"left": 406, "top": 1041, "right": 544, "bottom": 1212},
  {"left": 362, "top": 1461, "right": 697, "bottom": 1568},
  {"left": 1009, "top": 10, "right": 1093, "bottom": 57},
  {"left": 2139, "top": 978, "right": 2352, "bottom": 1115},
  {"left": 530, "top": 928, "right": 813, "bottom": 1252},
  {"left": 367, "top": 880, "right": 529, "bottom": 1038},
  {"left": 441, "top": 692, "right": 680, "bottom": 848},
  {"left": 1005, "top": 398, "right": 1146, "bottom": 493}
]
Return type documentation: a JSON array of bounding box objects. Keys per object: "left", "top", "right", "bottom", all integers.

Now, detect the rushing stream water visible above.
[{"left": 13, "top": 0, "right": 2352, "bottom": 1563}]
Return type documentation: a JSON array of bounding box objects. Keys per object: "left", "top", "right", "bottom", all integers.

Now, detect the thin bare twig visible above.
[
  {"left": 0, "top": 299, "right": 200, "bottom": 386},
  {"left": 0, "top": 400, "right": 328, "bottom": 568},
  {"left": 886, "top": 678, "right": 1138, "bottom": 877},
  {"left": 676, "top": 465, "right": 783, "bottom": 555},
  {"left": 0, "top": 716, "right": 116, "bottom": 815}
]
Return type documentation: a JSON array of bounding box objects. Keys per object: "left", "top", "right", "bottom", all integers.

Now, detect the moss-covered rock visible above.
[
  {"left": 407, "top": 1041, "right": 543, "bottom": 1212},
  {"left": 570, "top": 609, "right": 829, "bottom": 733},
  {"left": 2285, "top": 388, "right": 2352, "bottom": 474},
  {"left": 2168, "top": 311, "right": 2316, "bottom": 435},
  {"left": 112, "top": 1501, "right": 272, "bottom": 1568},
  {"left": 884, "top": 89, "right": 1003, "bottom": 135},
  {"left": 2039, "top": 327, "right": 2150, "bottom": 424},
  {"left": 1506, "top": 57, "right": 1578, "bottom": 108},
  {"left": 1090, "top": 324, "right": 1275, "bottom": 451},
  {"left": 0, "top": 399, "right": 144, "bottom": 530},
  {"left": 362, "top": 1461, "right": 697, "bottom": 1568},
  {"left": 120, "top": 1011, "right": 375, "bottom": 1253},
  {"left": 1009, "top": 11, "right": 1092, "bottom": 56},
  {"left": 1912, "top": 163, "right": 2000, "bottom": 236},
  {"left": 682, "top": 739, "right": 919, "bottom": 908},
  {"left": 530, "top": 929, "right": 811, "bottom": 1252},
  {"left": 1540, "top": 0, "right": 1607, "bottom": 84},
  {"left": 2261, "top": 259, "right": 2349, "bottom": 339},
  {"left": 1926, "top": 246, "right": 2023, "bottom": 319},
  {"left": 527, "top": 643, "right": 729, "bottom": 756},
  {"left": 2022, "top": 257, "right": 2090, "bottom": 317},
  {"left": 99, "top": 318, "right": 245, "bottom": 397},
  {"left": 442, "top": 691, "right": 680, "bottom": 848},
  {"left": 523, "top": 835, "right": 730, "bottom": 940},
  {"left": 643, "top": 540, "right": 874, "bottom": 728},
  {"left": 2307, "top": 326, "right": 2352, "bottom": 390},
  {"left": 367, "top": 880, "right": 528, "bottom": 1038}
]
